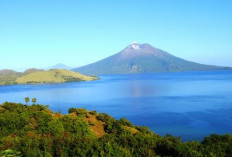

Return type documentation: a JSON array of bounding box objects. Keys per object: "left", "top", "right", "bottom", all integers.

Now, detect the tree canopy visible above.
[{"left": 0, "top": 102, "right": 231, "bottom": 157}]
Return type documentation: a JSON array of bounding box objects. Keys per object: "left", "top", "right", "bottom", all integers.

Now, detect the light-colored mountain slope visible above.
[
  {"left": 0, "top": 69, "right": 97, "bottom": 85},
  {"left": 16, "top": 69, "right": 98, "bottom": 84}
]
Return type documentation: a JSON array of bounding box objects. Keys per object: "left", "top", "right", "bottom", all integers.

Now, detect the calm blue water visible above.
[{"left": 0, "top": 70, "right": 232, "bottom": 141}]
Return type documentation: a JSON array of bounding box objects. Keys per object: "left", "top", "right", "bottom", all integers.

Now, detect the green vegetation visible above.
[
  {"left": 24, "top": 97, "right": 30, "bottom": 105},
  {"left": 1, "top": 149, "right": 22, "bottom": 157},
  {"left": 0, "top": 102, "right": 231, "bottom": 157},
  {"left": 0, "top": 69, "right": 98, "bottom": 85},
  {"left": 32, "top": 98, "right": 37, "bottom": 105}
]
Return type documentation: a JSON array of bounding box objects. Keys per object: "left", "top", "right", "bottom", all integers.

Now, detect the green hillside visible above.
[
  {"left": 16, "top": 69, "right": 97, "bottom": 84},
  {"left": 23, "top": 68, "right": 44, "bottom": 75},
  {"left": 0, "top": 69, "right": 97, "bottom": 85},
  {"left": 0, "top": 102, "right": 231, "bottom": 157}
]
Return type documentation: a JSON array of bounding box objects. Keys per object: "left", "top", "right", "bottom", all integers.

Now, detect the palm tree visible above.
[
  {"left": 25, "top": 97, "right": 30, "bottom": 105},
  {"left": 32, "top": 98, "right": 37, "bottom": 105}
]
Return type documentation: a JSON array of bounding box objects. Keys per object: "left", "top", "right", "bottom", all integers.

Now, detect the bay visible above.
[{"left": 0, "top": 70, "right": 232, "bottom": 141}]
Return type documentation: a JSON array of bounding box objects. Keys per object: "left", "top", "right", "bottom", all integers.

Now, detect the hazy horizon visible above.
[{"left": 1, "top": 0, "right": 232, "bottom": 71}]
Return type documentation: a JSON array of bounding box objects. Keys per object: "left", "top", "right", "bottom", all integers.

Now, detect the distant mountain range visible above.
[{"left": 73, "top": 42, "right": 231, "bottom": 75}]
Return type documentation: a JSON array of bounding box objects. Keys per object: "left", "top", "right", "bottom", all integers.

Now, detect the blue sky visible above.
[{"left": 0, "top": 0, "right": 232, "bottom": 71}]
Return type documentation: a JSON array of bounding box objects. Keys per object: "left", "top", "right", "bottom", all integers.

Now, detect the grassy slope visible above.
[
  {"left": 84, "top": 114, "right": 107, "bottom": 138},
  {"left": 16, "top": 69, "right": 97, "bottom": 84},
  {"left": 23, "top": 68, "right": 44, "bottom": 75},
  {"left": 0, "top": 70, "right": 23, "bottom": 85}
]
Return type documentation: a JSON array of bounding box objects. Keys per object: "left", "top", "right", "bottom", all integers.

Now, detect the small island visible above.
[{"left": 0, "top": 69, "right": 98, "bottom": 85}]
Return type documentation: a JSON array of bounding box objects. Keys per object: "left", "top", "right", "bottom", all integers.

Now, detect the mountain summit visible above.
[
  {"left": 120, "top": 42, "right": 172, "bottom": 59},
  {"left": 73, "top": 43, "right": 229, "bottom": 75},
  {"left": 128, "top": 41, "right": 141, "bottom": 50},
  {"left": 49, "top": 63, "right": 71, "bottom": 70}
]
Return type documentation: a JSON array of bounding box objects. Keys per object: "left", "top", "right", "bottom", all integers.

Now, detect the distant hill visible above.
[
  {"left": 49, "top": 63, "right": 72, "bottom": 70},
  {"left": 17, "top": 69, "right": 97, "bottom": 84},
  {"left": 0, "top": 69, "right": 97, "bottom": 85},
  {"left": 73, "top": 42, "right": 231, "bottom": 75},
  {"left": 0, "top": 69, "right": 20, "bottom": 76},
  {"left": 0, "top": 69, "right": 23, "bottom": 85},
  {"left": 23, "top": 68, "right": 44, "bottom": 75}
]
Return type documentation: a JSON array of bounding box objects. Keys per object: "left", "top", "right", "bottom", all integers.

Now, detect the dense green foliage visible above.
[{"left": 0, "top": 102, "right": 232, "bottom": 157}]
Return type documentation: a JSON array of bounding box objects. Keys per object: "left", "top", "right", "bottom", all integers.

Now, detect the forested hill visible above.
[{"left": 0, "top": 102, "right": 232, "bottom": 156}]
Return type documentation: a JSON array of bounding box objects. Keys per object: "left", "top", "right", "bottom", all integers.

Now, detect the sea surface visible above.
[{"left": 0, "top": 70, "right": 232, "bottom": 141}]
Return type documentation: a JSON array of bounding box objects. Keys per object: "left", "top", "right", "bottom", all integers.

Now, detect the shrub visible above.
[
  {"left": 96, "top": 113, "right": 115, "bottom": 124},
  {"left": 68, "top": 108, "right": 76, "bottom": 113},
  {"left": 118, "top": 118, "right": 133, "bottom": 127},
  {"left": 76, "top": 108, "right": 88, "bottom": 117},
  {"left": 89, "top": 110, "right": 97, "bottom": 115}
]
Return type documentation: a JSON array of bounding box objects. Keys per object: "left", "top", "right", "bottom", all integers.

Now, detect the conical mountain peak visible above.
[{"left": 73, "top": 42, "right": 227, "bottom": 75}]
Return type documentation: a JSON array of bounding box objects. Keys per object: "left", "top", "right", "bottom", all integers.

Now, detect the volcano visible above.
[{"left": 73, "top": 42, "right": 229, "bottom": 75}]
